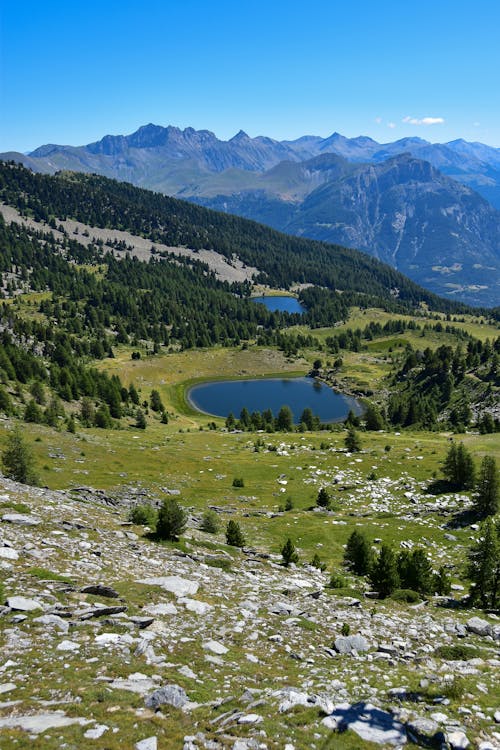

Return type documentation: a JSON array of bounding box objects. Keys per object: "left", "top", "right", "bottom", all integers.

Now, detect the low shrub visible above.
[
  {"left": 391, "top": 588, "right": 421, "bottom": 603},
  {"left": 128, "top": 504, "right": 158, "bottom": 527}
]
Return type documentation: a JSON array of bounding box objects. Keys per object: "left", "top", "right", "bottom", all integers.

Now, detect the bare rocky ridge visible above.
[
  {"left": 0, "top": 204, "right": 258, "bottom": 285},
  {"left": 0, "top": 474, "right": 499, "bottom": 749}
]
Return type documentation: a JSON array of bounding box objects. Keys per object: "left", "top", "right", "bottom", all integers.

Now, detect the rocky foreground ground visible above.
[{"left": 0, "top": 475, "right": 499, "bottom": 750}]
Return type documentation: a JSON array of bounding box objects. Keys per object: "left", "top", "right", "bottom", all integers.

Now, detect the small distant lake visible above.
[
  {"left": 252, "top": 295, "right": 306, "bottom": 315},
  {"left": 188, "top": 377, "right": 362, "bottom": 424}
]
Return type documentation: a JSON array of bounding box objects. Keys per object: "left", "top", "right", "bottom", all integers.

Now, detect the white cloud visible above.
[
  {"left": 402, "top": 116, "right": 445, "bottom": 126},
  {"left": 473, "top": 121, "right": 480, "bottom": 127},
  {"left": 387, "top": 122, "right": 396, "bottom": 129},
  {"left": 375, "top": 117, "right": 382, "bottom": 124}
]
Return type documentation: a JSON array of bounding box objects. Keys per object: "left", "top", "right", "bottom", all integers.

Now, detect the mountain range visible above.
[{"left": 2, "top": 124, "right": 500, "bottom": 306}]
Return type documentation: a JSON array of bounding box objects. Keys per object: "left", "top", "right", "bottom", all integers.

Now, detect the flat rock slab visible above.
[
  {"left": 81, "top": 584, "right": 119, "bottom": 598},
  {"left": 129, "top": 616, "right": 155, "bottom": 629},
  {"left": 7, "top": 596, "right": 43, "bottom": 612},
  {"left": 135, "top": 738, "right": 157, "bottom": 750},
  {"left": 137, "top": 576, "right": 199, "bottom": 597},
  {"left": 56, "top": 640, "right": 80, "bottom": 652},
  {"left": 0, "top": 683, "right": 16, "bottom": 695},
  {"left": 84, "top": 724, "right": 109, "bottom": 739},
  {"left": 33, "top": 614, "right": 69, "bottom": 633},
  {"left": 179, "top": 597, "right": 213, "bottom": 615},
  {"left": 202, "top": 640, "right": 228, "bottom": 655},
  {"left": 143, "top": 603, "right": 178, "bottom": 616},
  {"left": 238, "top": 714, "right": 263, "bottom": 724},
  {"left": 2, "top": 513, "right": 41, "bottom": 526},
  {"left": 111, "top": 675, "right": 156, "bottom": 695},
  {"left": 0, "top": 547, "right": 19, "bottom": 560},
  {"left": 0, "top": 711, "right": 91, "bottom": 734},
  {"left": 407, "top": 718, "right": 445, "bottom": 748},
  {"left": 145, "top": 684, "right": 188, "bottom": 710},
  {"left": 322, "top": 702, "right": 407, "bottom": 746},
  {"left": 79, "top": 605, "right": 127, "bottom": 619}
]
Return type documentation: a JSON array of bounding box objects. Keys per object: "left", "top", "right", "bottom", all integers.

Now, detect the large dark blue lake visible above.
[
  {"left": 188, "top": 377, "right": 362, "bottom": 424},
  {"left": 252, "top": 295, "right": 305, "bottom": 314}
]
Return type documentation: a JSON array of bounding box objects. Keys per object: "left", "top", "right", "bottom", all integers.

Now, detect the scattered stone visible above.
[
  {"left": 137, "top": 576, "right": 199, "bottom": 597},
  {"left": 84, "top": 723, "right": 109, "bottom": 739},
  {"left": 79, "top": 605, "right": 127, "bottom": 619},
  {"left": 447, "top": 730, "right": 470, "bottom": 749},
  {"left": 145, "top": 684, "right": 188, "bottom": 710},
  {"left": 135, "top": 738, "right": 157, "bottom": 750},
  {"left": 6, "top": 596, "right": 43, "bottom": 612},
  {"left": 56, "top": 639, "right": 80, "bottom": 652},
  {"left": 81, "top": 583, "right": 119, "bottom": 598},
  {"left": 178, "top": 665, "right": 197, "bottom": 679},
  {"left": 203, "top": 640, "right": 228, "bottom": 655},
  {"left": 180, "top": 597, "right": 212, "bottom": 615}
]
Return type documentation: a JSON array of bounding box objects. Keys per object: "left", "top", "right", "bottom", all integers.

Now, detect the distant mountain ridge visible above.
[
  {"left": 2, "top": 124, "right": 500, "bottom": 305},
  {"left": 6, "top": 123, "right": 500, "bottom": 202}
]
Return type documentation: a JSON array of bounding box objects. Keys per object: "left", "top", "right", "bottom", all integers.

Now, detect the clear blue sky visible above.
[{"left": 1, "top": 0, "right": 499, "bottom": 152}]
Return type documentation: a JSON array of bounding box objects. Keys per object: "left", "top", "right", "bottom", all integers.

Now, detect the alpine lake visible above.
[
  {"left": 187, "top": 297, "right": 361, "bottom": 423},
  {"left": 187, "top": 376, "right": 362, "bottom": 424}
]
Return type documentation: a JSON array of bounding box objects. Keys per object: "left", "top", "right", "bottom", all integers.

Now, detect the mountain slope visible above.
[
  {"left": 0, "top": 161, "right": 474, "bottom": 315},
  {"left": 193, "top": 154, "right": 500, "bottom": 306}
]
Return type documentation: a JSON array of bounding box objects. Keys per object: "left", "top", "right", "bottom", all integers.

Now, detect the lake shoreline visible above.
[{"left": 187, "top": 375, "right": 363, "bottom": 424}]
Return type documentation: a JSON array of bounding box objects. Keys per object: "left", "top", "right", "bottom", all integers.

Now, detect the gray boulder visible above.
[
  {"left": 334, "top": 634, "right": 369, "bottom": 654},
  {"left": 466, "top": 617, "right": 492, "bottom": 637},
  {"left": 145, "top": 684, "right": 188, "bottom": 710}
]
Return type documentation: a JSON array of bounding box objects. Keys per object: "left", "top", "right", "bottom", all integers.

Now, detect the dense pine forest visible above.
[{"left": 0, "top": 162, "right": 480, "bottom": 313}]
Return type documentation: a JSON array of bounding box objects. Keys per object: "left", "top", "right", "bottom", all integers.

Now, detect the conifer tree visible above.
[
  {"left": 369, "top": 544, "right": 400, "bottom": 598},
  {"left": 226, "top": 519, "right": 246, "bottom": 548},
  {"left": 397, "top": 548, "right": 433, "bottom": 594},
  {"left": 156, "top": 497, "right": 187, "bottom": 541},
  {"left": 474, "top": 456, "right": 499, "bottom": 518},
  {"left": 281, "top": 538, "right": 299, "bottom": 567},
  {"left": 344, "top": 530, "right": 374, "bottom": 576},
  {"left": 345, "top": 427, "right": 361, "bottom": 452},
  {"left": 316, "top": 487, "right": 331, "bottom": 509},
  {"left": 442, "top": 442, "right": 476, "bottom": 489},
  {"left": 467, "top": 518, "right": 500, "bottom": 608},
  {"left": 1, "top": 426, "right": 38, "bottom": 485}
]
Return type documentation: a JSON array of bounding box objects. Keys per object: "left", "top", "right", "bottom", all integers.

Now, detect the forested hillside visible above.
[{"left": 0, "top": 162, "right": 475, "bottom": 313}]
